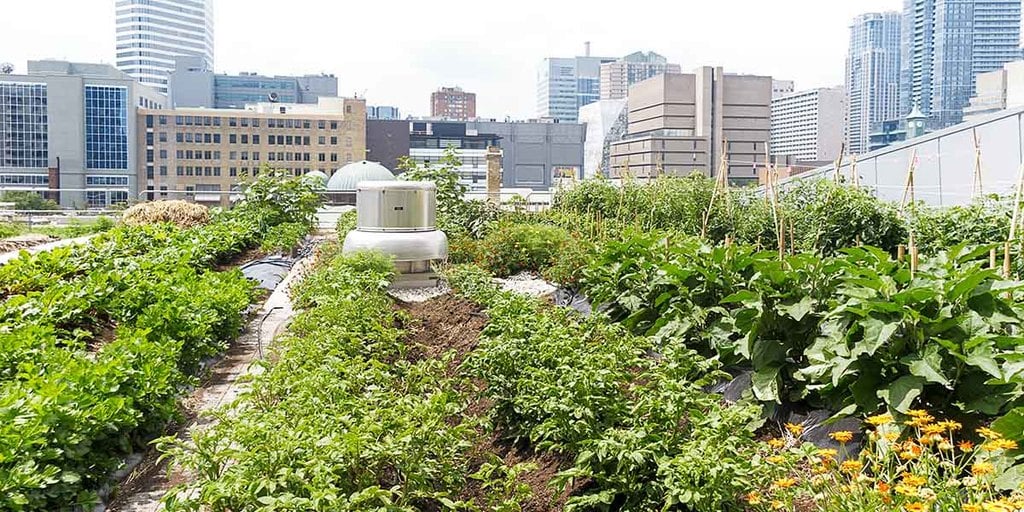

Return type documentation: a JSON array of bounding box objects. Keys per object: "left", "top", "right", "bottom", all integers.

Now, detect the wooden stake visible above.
[
  {"left": 833, "top": 142, "right": 846, "bottom": 184},
  {"left": 990, "top": 247, "right": 998, "bottom": 270},
  {"left": 701, "top": 142, "right": 729, "bottom": 239},
  {"left": 899, "top": 150, "right": 918, "bottom": 215},
  {"left": 898, "top": 244, "right": 906, "bottom": 262},
  {"left": 851, "top": 155, "right": 860, "bottom": 187},
  {"left": 1005, "top": 164, "right": 1024, "bottom": 278}
]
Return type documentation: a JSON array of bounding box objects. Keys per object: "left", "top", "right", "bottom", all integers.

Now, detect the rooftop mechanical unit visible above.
[{"left": 342, "top": 180, "right": 448, "bottom": 288}]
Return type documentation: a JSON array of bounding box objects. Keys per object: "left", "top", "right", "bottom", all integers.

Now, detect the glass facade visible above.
[
  {"left": 85, "top": 85, "right": 129, "bottom": 170},
  {"left": 0, "top": 83, "right": 48, "bottom": 168}
]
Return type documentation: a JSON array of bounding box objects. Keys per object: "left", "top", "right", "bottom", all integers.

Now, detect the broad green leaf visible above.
[
  {"left": 777, "top": 296, "right": 814, "bottom": 322},
  {"left": 752, "top": 365, "right": 782, "bottom": 403},
  {"left": 905, "top": 345, "right": 951, "bottom": 387},
  {"left": 992, "top": 407, "right": 1024, "bottom": 442},
  {"left": 852, "top": 317, "right": 898, "bottom": 358},
  {"left": 877, "top": 375, "right": 925, "bottom": 413}
]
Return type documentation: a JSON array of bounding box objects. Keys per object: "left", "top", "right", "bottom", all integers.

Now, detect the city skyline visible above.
[{"left": 3, "top": 0, "right": 903, "bottom": 119}]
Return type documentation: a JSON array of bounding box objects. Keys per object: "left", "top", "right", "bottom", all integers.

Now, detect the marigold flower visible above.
[
  {"left": 960, "top": 440, "right": 975, "bottom": 452},
  {"left": 981, "top": 499, "right": 1016, "bottom": 512},
  {"left": 840, "top": 460, "right": 863, "bottom": 474},
  {"left": 971, "top": 461, "right": 995, "bottom": 476},
  {"left": 866, "top": 413, "right": 894, "bottom": 426},
  {"left": 830, "top": 431, "right": 854, "bottom": 443},
  {"left": 876, "top": 481, "right": 891, "bottom": 493},
  {"left": 903, "top": 502, "right": 925, "bottom": 512},
  {"left": 816, "top": 448, "right": 838, "bottom": 459},
  {"left": 785, "top": 422, "right": 804, "bottom": 437},
  {"left": 766, "top": 438, "right": 786, "bottom": 449},
  {"left": 901, "top": 473, "right": 927, "bottom": 487},
  {"left": 772, "top": 477, "right": 798, "bottom": 489},
  {"left": 977, "top": 427, "right": 1002, "bottom": 440},
  {"left": 906, "top": 414, "right": 935, "bottom": 427},
  {"left": 745, "top": 491, "right": 762, "bottom": 505}
]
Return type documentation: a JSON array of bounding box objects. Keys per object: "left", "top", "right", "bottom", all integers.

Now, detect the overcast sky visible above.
[{"left": 2, "top": 0, "right": 903, "bottom": 119}]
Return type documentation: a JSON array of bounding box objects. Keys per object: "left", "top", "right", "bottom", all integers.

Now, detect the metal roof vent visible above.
[{"left": 342, "top": 180, "right": 448, "bottom": 288}]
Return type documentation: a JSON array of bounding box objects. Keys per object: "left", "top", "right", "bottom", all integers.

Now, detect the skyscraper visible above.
[
  {"left": 537, "top": 49, "right": 615, "bottom": 123},
  {"left": 115, "top": 0, "right": 215, "bottom": 95},
  {"left": 846, "top": 12, "right": 902, "bottom": 155},
  {"left": 901, "top": 0, "right": 1021, "bottom": 129},
  {"left": 599, "top": 51, "right": 681, "bottom": 100}
]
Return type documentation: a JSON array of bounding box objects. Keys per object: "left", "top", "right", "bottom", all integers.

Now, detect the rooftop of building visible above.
[{"left": 21, "top": 60, "right": 131, "bottom": 80}]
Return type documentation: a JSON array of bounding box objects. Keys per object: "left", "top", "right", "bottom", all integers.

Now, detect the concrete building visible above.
[
  {"left": 137, "top": 97, "right": 366, "bottom": 206},
  {"left": 580, "top": 98, "right": 628, "bottom": 178},
  {"left": 901, "top": 0, "right": 1022, "bottom": 129},
  {"left": 375, "top": 119, "right": 584, "bottom": 192},
  {"left": 537, "top": 49, "right": 616, "bottom": 123},
  {"left": 366, "top": 119, "right": 410, "bottom": 171},
  {"left": 0, "top": 60, "right": 166, "bottom": 208},
  {"left": 115, "top": 0, "right": 214, "bottom": 95},
  {"left": 770, "top": 87, "right": 845, "bottom": 162},
  {"left": 608, "top": 67, "right": 773, "bottom": 186},
  {"left": 168, "top": 56, "right": 337, "bottom": 109},
  {"left": 430, "top": 87, "right": 476, "bottom": 120},
  {"left": 964, "top": 60, "right": 1024, "bottom": 121},
  {"left": 367, "top": 105, "right": 401, "bottom": 120},
  {"left": 847, "top": 12, "right": 902, "bottom": 155},
  {"left": 599, "top": 52, "right": 681, "bottom": 100},
  {"left": 772, "top": 80, "right": 796, "bottom": 99}
]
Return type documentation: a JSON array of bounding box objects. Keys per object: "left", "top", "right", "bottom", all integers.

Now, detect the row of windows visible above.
[
  {"left": 0, "top": 174, "right": 49, "bottom": 185},
  {"left": 116, "top": 0, "right": 209, "bottom": 17},
  {"left": 150, "top": 114, "right": 351, "bottom": 130},
  {"left": 0, "top": 84, "right": 48, "bottom": 168},
  {"left": 85, "top": 86, "right": 129, "bottom": 171},
  {"left": 86, "top": 176, "right": 130, "bottom": 186}
]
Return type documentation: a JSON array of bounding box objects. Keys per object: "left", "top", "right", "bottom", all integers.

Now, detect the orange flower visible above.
[
  {"left": 785, "top": 422, "right": 804, "bottom": 437},
  {"left": 959, "top": 440, "right": 975, "bottom": 452},
  {"left": 830, "top": 431, "right": 854, "bottom": 443},
  {"left": 745, "top": 491, "right": 762, "bottom": 505},
  {"left": 876, "top": 481, "right": 891, "bottom": 493},
  {"left": 971, "top": 461, "right": 995, "bottom": 476},
  {"left": 900, "top": 443, "right": 923, "bottom": 460}
]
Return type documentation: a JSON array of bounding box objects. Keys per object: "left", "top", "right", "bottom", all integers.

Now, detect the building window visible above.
[
  {"left": 229, "top": 134, "right": 237, "bottom": 144},
  {"left": 0, "top": 83, "right": 49, "bottom": 168},
  {"left": 213, "top": 133, "right": 221, "bottom": 143},
  {"left": 159, "top": 149, "right": 167, "bottom": 159},
  {"left": 159, "top": 165, "right": 167, "bottom": 176},
  {"left": 241, "top": 134, "right": 248, "bottom": 144},
  {"left": 252, "top": 134, "right": 260, "bottom": 144},
  {"left": 318, "top": 136, "right": 326, "bottom": 144},
  {"left": 159, "top": 132, "right": 167, "bottom": 142},
  {"left": 85, "top": 86, "right": 129, "bottom": 170},
  {"left": 303, "top": 136, "right": 310, "bottom": 145},
  {"left": 330, "top": 121, "right": 338, "bottom": 129},
  {"left": 318, "top": 120, "right": 325, "bottom": 129},
  {"left": 331, "top": 153, "right": 338, "bottom": 162},
  {"left": 176, "top": 132, "right": 184, "bottom": 143},
  {"left": 268, "top": 136, "right": 276, "bottom": 145},
  {"left": 330, "top": 136, "right": 338, "bottom": 145},
  {"left": 159, "top": 115, "right": 167, "bottom": 125},
  {"left": 230, "top": 167, "right": 237, "bottom": 177},
  {"left": 252, "top": 152, "right": 260, "bottom": 161}
]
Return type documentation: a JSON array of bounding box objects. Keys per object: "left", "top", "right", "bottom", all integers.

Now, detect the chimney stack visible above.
[
  {"left": 584, "top": 41, "right": 591, "bottom": 57},
  {"left": 486, "top": 146, "right": 503, "bottom": 206}
]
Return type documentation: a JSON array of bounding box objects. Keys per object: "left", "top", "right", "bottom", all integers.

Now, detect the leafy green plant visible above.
[
  {"left": 259, "top": 222, "right": 309, "bottom": 253},
  {"left": 474, "top": 223, "right": 570, "bottom": 277}
]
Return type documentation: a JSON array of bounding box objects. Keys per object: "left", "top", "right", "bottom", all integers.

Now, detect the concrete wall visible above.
[{"left": 470, "top": 121, "right": 586, "bottom": 190}]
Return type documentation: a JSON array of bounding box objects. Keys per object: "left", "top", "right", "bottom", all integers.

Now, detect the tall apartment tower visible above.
[
  {"left": 900, "top": 0, "right": 1022, "bottom": 129},
  {"left": 115, "top": 0, "right": 215, "bottom": 94},
  {"left": 608, "top": 67, "right": 773, "bottom": 186},
  {"left": 770, "top": 87, "right": 846, "bottom": 162},
  {"left": 430, "top": 87, "right": 476, "bottom": 120},
  {"left": 537, "top": 49, "right": 616, "bottom": 123},
  {"left": 846, "top": 12, "right": 902, "bottom": 155},
  {"left": 599, "top": 51, "right": 681, "bottom": 100}
]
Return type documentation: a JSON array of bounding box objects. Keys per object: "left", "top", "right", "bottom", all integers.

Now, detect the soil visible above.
[
  {"left": 0, "top": 234, "right": 56, "bottom": 253},
  {"left": 396, "top": 294, "right": 582, "bottom": 511}
]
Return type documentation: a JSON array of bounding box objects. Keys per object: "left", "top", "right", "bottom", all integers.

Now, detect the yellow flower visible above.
[
  {"left": 900, "top": 443, "right": 923, "bottom": 460},
  {"left": 840, "top": 460, "right": 863, "bottom": 474},
  {"left": 960, "top": 440, "right": 975, "bottom": 452},
  {"left": 904, "top": 502, "right": 925, "bottom": 512},
  {"left": 938, "top": 440, "right": 954, "bottom": 451},
  {"left": 767, "top": 455, "right": 786, "bottom": 464},
  {"left": 884, "top": 431, "right": 901, "bottom": 442},
  {"left": 866, "top": 413, "right": 894, "bottom": 426},
  {"left": 922, "top": 424, "right": 945, "bottom": 436},
  {"left": 772, "top": 477, "right": 798, "bottom": 489},
  {"left": 745, "top": 491, "right": 762, "bottom": 505},
  {"left": 815, "top": 448, "right": 838, "bottom": 459},
  {"left": 971, "top": 461, "right": 995, "bottom": 476},
  {"left": 977, "top": 427, "right": 1002, "bottom": 440},
  {"left": 981, "top": 499, "right": 1016, "bottom": 512},
  {"left": 785, "top": 422, "right": 804, "bottom": 437},
  {"left": 771, "top": 500, "right": 785, "bottom": 510},
  {"left": 830, "top": 431, "right": 854, "bottom": 443},
  {"left": 895, "top": 483, "right": 919, "bottom": 496},
  {"left": 906, "top": 413, "right": 935, "bottom": 427},
  {"left": 981, "top": 439, "right": 1018, "bottom": 452},
  {"left": 939, "top": 420, "right": 963, "bottom": 432},
  {"left": 963, "top": 505, "right": 982, "bottom": 512},
  {"left": 766, "top": 438, "right": 786, "bottom": 449},
  {"left": 901, "top": 473, "right": 927, "bottom": 487},
  {"left": 907, "top": 409, "right": 930, "bottom": 418}
]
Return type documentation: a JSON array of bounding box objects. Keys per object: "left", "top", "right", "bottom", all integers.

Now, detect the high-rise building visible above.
[
  {"left": 537, "top": 50, "right": 616, "bottom": 123},
  {"left": 115, "top": 0, "right": 215, "bottom": 95},
  {"left": 900, "top": 0, "right": 1022, "bottom": 129},
  {"left": 168, "top": 56, "right": 337, "bottom": 109},
  {"left": 847, "top": 12, "right": 902, "bottom": 155},
  {"left": 772, "top": 80, "right": 796, "bottom": 99},
  {"left": 770, "top": 87, "right": 845, "bottom": 162},
  {"left": 599, "top": 52, "right": 681, "bottom": 100},
  {"left": 0, "top": 61, "right": 166, "bottom": 208},
  {"left": 430, "top": 87, "right": 476, "bottom": 120},
  {"left": 138, "top": 97, "right": 366, "bottom": 206},
  {"left": 608, "top": 67, "right": 773, "bottom": 185}
]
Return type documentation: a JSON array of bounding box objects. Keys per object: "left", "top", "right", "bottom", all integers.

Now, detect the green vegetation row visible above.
[{"left": 0, "top": 173, "right": 320, "bottom": 510}]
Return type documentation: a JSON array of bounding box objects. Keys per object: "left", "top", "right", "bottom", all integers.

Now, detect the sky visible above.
[{"left": 1, "top": 0, "right": 903, "bottom": 119}]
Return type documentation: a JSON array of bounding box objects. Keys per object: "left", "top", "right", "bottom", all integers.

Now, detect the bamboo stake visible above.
[
  {"left": 1004, "top": 164, "right": 1024, "bottom": 278},
  {"left": 990, "top": 247, "right": 998, "bottom": 270},
  {"left": 899, "top": 150, "right": 918, "bottom": 215},
  {"left": 973, "top": 128, "right": 983, "bottom": 199},
  {"left": 701, "top": 142, "right": 729, "bottom": 239},
  {"left": 851, "top": 155, "right": 860, "bottom": 187},
  {"left": 898, "top": 244, "right": 906, "bottom": 262},
  {"left": 833, "top": 142, "right": 846, "bottom": 184}
]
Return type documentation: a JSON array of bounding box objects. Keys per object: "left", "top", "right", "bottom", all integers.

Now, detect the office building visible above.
[
  {"left": 901, "top": 0, "right": 1022, "bottom": 129},
  {"left": 368, "top": 105, "right": 401, "bottom": 120},
  {"left": 609, "top": 67, "right": 773, "bottom": 185},
  {"left": 847, "top": 12, "right": 902, "bottom": 154},
  {"left": 137, "top": 97, "right": 366, "bottom": 206},
  {"left": 599, "top": 51, "right": 681, "bottom": 100},
  {"left": 115, "top": 0, "right": 214, "bottom": 94},
  {"left": 430, "top": 87, "right": 476, "bottom": 120},
  {"left": 965, "top": 60, "right": 1024, "bottom": 121},
  {"left": 368, "top": 119, "right": 584, "bottom": 192},
  {"left": 537, "top": 47, "right": 616, "bottom": 123},
  {"left": 579, "top": 98, "right": 628, "bottom": 178},
  {"left": 0, "top": 60, "right": 165, "bottom": 208},
  {"left": 168, "top": 56, "right": 337, "bottom": 109},
  {"left": 772, "top": 80, "right": 796, "bottom": 99},
  {"left": 770, "top": 87, "right": 845, "bottom": 162}
]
